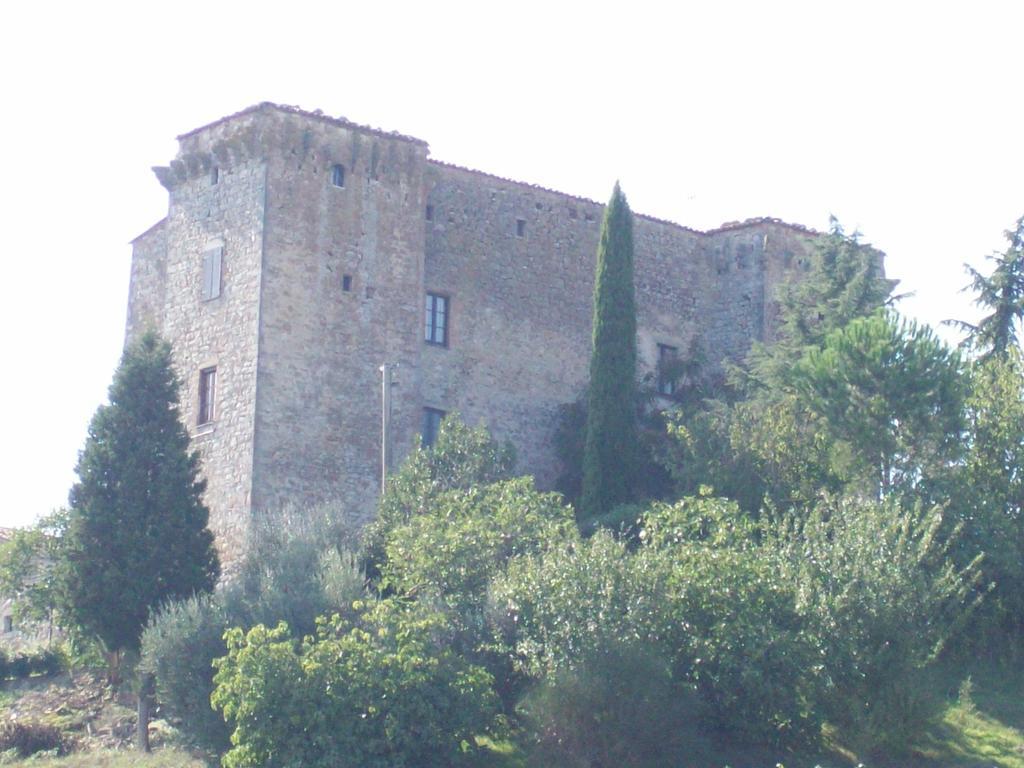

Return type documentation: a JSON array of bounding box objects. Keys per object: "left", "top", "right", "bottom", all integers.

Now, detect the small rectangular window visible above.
[
  {"left": 425, "top": 292, "right": 449, "bottom": 347},
  {"left": 658, "top": 344, "right": 678, "bottom": 396},
  {"left": 516, "top": 218, "right": 526, "bottom": 237},
  {"left": 342, "top": 275, "right": 353, "bottom": 292},
  {"left": 202, "top": 246, "right": 223, "bottom": 301},
  {"left": 425, "top": 204, "right": 434, "bottom": 222},
  {"left": 198, "top": 367, "right": 217, "bottom": 425},
  {"left": 210, "top": 166, "right": 219, "bottom": 186},
  {"left": 3, "top": 616, "right": 12, "bottom": 633},
  {"left": 331, "top": 164, "right": 345, "bottom": 188},
  {"left": 421, "top": 407, "right": 446, "bottom": 448}
]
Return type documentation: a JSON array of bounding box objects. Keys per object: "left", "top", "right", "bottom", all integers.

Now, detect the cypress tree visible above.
[
  {"left": 580, "top": 183, "right": 640, "bottom": 519},
  {"left": 62, "top": 330, "right": 220, "bottom": 657}
]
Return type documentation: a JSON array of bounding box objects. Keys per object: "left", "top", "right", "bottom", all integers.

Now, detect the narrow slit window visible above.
[
  {"left": 516, "top": 218, "right": 526, "bottom": 237},
  {"left": 425, "top": 292, "right": 449, "bottom": 347},
  {"left": 198, "top": 367, "right": 217, "bottom": 425},
  {"left": 426, "top": 204, "right": 434, "bottom": 222},
  {"left": 658, "top": 344, "right": 679, "bottom": 396},
  {"left": 331, "top": 164, "right": 346, "bottom": 188},
  {"left": 421, "top": 407, "right": 446, "bottom": 448},
  {"left": 342, "top": 274, "right": 353, "bottom": 292},
  {"left": 210, "top": 166, "right": 219, "bottom": 186}
]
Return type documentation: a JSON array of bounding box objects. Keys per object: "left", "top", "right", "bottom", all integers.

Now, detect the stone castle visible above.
[{"left": 126, "top": 102, "right": 838, "bottom": 557}]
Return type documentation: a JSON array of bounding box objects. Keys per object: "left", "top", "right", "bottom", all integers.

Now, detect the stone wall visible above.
[
  {"left": 130, "top": 112, "right": 270, "bottom": 564},
  {"left": 126, "top": 103, "right": 829, "bottom": 563},
  {"left": 248, "top": 109, "right": 428, "bottom": 528}
]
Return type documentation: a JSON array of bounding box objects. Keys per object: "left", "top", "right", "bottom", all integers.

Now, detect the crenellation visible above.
[{"left": 125, "top": 103, "right": 867, "bottom": 564}]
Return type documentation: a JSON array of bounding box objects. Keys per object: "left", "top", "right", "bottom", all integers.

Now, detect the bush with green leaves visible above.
[
  {"left": 0, "top": 720, "right": 73, "bottom": 758},
  {"left": 489, "top": 531, "right": 664, "bottom": 680},
  {"left": 382, "top": 477, "right": 574, "bottom": 613},
  {"left": 520, "top": 642, "right": 705, "bottom": 768},
  {"left": 363, "top": 416, "right": 515, "bottom": 578},
  {"left": 140, "top": 594, "right": 234, "bottom": 752},
  {"left": 141, "top": 503, "right": 366, "bottom": 753},
  {"left": 211, "top": 600, "right": 498, "bottom": 768},
  {"left": 492, "top": 497, "right": 817, "bottom": 745},
  {"left": 768, "top": 496, "right": 985, "bottom": 755}
]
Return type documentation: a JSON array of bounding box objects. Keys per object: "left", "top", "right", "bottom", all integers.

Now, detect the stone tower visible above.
[{"left": 127, "top": 102, "right": 846, "bottom": 562}]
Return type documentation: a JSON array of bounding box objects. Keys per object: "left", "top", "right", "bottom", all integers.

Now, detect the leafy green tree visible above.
[
  {"left": 662, "top": 220, "right": 890, "bottom": 514},
  {"left": 0, "top": 512, "right": 66, "bottom": 641},
  {"left": 768, "top": 497, "right": 984, "bottom": 755},
  {"left": 211, "top": 601, "right": 497, "bottom": 768},
  {"left": 61, "top": 331, "right": 219, "bottom": 658},
  {"left": 581, "top": 183, "right": 641, "bottom": 519},
  {"left": 950, "top": 215, "right": 1024, "bottom": 358},
  {"left": 743, "top": 217, "right": 892, "bottom": 393},
  {"left": 953, "top": 350, "right": 1024, "bottom": 639},
  {"left": 362, "top": 415, "right": 515, "bottom": 578},
  {"left": 790, "top": 312, "right": 965, "bottom": 498},
  {"left": 382, "top": 477, "right": 574, "bottom": 616}
]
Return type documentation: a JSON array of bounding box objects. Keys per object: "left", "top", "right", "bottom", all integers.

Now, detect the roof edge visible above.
[
  {"left": 428, "top": 159, "right": 818, "bottom": 238},
  {"left": 176, "top": 102, "right": 429, "bottom": 147},
  {"left": 130, "top": 217, "right": 167, "bottom": 245}
]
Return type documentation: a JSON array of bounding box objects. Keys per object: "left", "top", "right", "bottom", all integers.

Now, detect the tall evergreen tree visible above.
[
  {"left": 581, "top": 183, "right": 640, "bottom": 519},
  {"left": 61, "top": 331, "right": 220, "bottom": 657},
  {"left": 949, "top": 215, "right": 1024, "bottom": 359}
]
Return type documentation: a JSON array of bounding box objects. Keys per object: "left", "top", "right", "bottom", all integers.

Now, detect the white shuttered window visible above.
[{"left": 202, "top": 246, "right": 223, "bottom": 301}]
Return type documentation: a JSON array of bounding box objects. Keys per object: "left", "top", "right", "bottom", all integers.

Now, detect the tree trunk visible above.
[{"left": 137, "top": 672, "right": 154, "bottom": 752}]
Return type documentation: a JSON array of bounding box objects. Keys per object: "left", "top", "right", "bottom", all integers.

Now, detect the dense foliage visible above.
[
  {"left": 35, "top": 215, "right": 1024, "bottom": 764},
  {"left": 140, "top": 503, "right": 366, "bottom": 753},
  {"left": 211, "top": 602, "right": 498, "bottom": 768},
  {"left": 581, "top": 183, "right": 641, "bottom": 519},
  {"left": 61, "top": 331, "right": 219, "bottom": 655}
]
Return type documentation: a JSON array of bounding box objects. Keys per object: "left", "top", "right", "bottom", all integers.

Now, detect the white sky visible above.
[{"left": 1, "top": 1, "right": 1021, "bottom": 528}]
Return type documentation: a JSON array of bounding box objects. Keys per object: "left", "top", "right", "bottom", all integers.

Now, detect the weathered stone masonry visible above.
[{"left": 126, "top": 102, "right": 839, "bottom": 562}]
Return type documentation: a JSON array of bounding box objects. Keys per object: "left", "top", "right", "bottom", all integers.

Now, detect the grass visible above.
[{"left": 0, "top": 748, "right": 205, "bottom": 768}]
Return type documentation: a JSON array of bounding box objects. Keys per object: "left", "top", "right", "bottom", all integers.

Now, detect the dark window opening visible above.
[
  {"left": 569, "top": 207, "right": 578, "bottom": 219},
  {"left": 342, "top": 274, "right": 353, "bottom": 292},
  {"left": 425, "top": 204, "right": 434, "bottom": 221},
  {"left": 331, "top": 164, "right": 346, "bottom": 188},
  {"left": 210, "top": 166, "right": 219, "bottom": 186},
  {"left": 658, "top": 344, "right": 678, "bottom": 396},
  {"left": 198, "top": 367, "right": 217, "bottom": 425},
  {"left": 516, "top": 218, "right": 526, "bottom": 237},
  {"left": 3, "top": 616, "right": 12, "bottom": 633},
  {"left": 421, "top": 407, "right": 446, "bottom": 448},
  {"left": 425, "top": 292, "right": 449, "bottom": 346}
]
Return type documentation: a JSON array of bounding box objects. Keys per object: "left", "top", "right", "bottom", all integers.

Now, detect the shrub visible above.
[
  {"left": 768, "top": 497, "right": 984, "bottom": 755},
  {"left": 141, "top": 505, "right": 367, "bottom": 754},
  {"left": 26, "top": 649, "right": 63, "bottom": 677},
  {"left": 211, "top": 600, "right": 498, "bottom": 768},
  {"left": 0, "top": 720, "right": 73, "bottom": 757},
  {"left": 363, "top": 416, "right": 515, "bottom": 578},
  {"left": 520, "top": 642, "right": 705, "bottom": 768},
  {"left": 492, "top": 505, "right": 817, "bottom": 746},
  {"left": 8, "top": 654, "right": 30, "bottom": 679},
  {"left": 489, "top": 532, "right": 664, "bottom": 680},
  {"left": 382, "top": 477, "right": 574, "bottom": 615},
  {"left": 140, "top": 594, "right": 233, "bottom": 753}
]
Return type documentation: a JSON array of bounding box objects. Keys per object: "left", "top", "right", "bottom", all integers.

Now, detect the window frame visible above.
[
  {"left": 331, "top": 164, "right": 346, "bottom": 188},
  {"left": 198, "top": 367, "right": 217, "bottom": 425},
  {"left": 421, "top": 407, "right": 446, "bottom": 448},
  {"left": 424, "top": 292, "right": 450, "bottom": 347},
  {"left": 201, "top": 245, "right": 223, "bottom": 302},
  {"left": 657, "top": 343, "right": 679, "bottom": 396}
]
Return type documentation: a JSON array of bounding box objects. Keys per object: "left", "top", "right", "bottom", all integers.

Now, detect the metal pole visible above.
[{"left": 380, "top": 363, "right": 392, "bottom": 494}]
